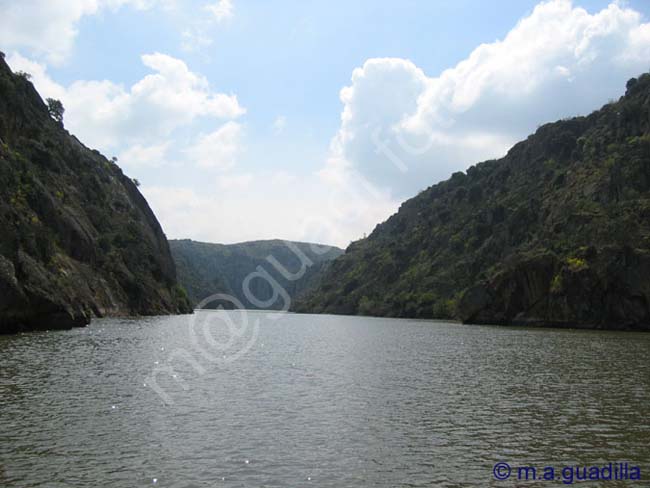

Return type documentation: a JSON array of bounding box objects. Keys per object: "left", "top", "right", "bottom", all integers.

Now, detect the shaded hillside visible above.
[
  {"left": 0, "top": 55, "right": 192, "bottom": 333},
  {"left": 170, "top": 239, "right": 343, "bottom": 310},
  {"left": 295, "top": 73, "right": 650, "bottom": 330}
]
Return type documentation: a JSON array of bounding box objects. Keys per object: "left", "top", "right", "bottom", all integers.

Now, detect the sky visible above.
[{"left": 1, "top": 0, "right": 649, "bottom": 248}]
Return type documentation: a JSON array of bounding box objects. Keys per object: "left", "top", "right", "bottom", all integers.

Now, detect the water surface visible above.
[{"left": 1, "top": 312, "right": 648, "bottom": 487}]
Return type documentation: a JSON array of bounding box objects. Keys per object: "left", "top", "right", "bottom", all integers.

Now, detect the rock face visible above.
[
  {"left": 0, "top": 56, "right": 192, "bottom": 333},
  {"left": 170, "top": 239, "right": 343, "bottom": 310},
  {"left": 295, "top": 73, "right": 650, "bottom": 330},
  {"left": 459, "top": 247, "right": 650, "bottom": 330}
]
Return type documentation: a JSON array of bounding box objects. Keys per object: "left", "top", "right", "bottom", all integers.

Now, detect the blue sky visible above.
[
  {"left": 2, "top": 0, "right": 650, "bottom": 246},
  {"left": 56, "top": 0, "right": 650, "bottom": 149}
]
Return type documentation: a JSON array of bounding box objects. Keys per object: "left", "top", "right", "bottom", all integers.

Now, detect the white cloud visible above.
[
  {"left": 3, "top": 53, "right": 67, "bottom": 100},
  {"left": 187, "top": 121, "right": 244, "bottom": 170},
  {"left": 0, "top": 0, "right": 159, "bottom": 65},
  {"left": 181, "top": 29, "right": 214, "bottom": 52},
  {"left": 142, "top": 168, "right": 386, "bottom": 248},
  {"left": 326, "top": 0, "right": 650, "bottom": 199},
  {"left": 205, "top": 0, "right": 234, "bottom": 22},
  {"left": 272, "top": 115, "right": 287, "bottom": 134},
  {"left": 271, "top": 115, "right": 287, "bottom": 135},
  {"left": 118, "top": 142, "right": 170, "bottom": 168},
  {"left": 6, "top": 52, "right": 245, "bottom": 151},
  {"left": 180, "top": 0, "right": 235, "bottom": 52},
  {"left": 217, "top": 172, "right": 253, "bottom": 190},
  {"left": 135, "top": 53, "right": 244, "bottom": 121},
  {"left": 6, "top": 0, "right": 650, "bottom": 249},
  {"left": 142, "top": 187, "right": 213, "bottom": 239}
]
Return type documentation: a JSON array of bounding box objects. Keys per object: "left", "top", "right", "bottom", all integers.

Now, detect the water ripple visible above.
[{"left": 1, "top": 314, "right": 649, "bottom": 487}]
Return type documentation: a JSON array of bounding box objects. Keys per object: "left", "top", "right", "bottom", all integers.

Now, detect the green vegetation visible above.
[
  {"left": 0, "top": 56, "right": 192, "bottom": 333},
  {"left": 46, "top": 98, "right": 64, "bottom": 124},
  {"left": 566, "top": 257, "right": 588, "bottom": 272},
  {"left": 170, "top": 239, "right": 343, "bottom": 310},
  {"left": 295, "top": 72, "right": 650, "bottom": 330}
]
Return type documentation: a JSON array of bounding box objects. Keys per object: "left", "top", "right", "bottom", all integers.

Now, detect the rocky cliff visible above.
[
  {"left": 170, "top": 239, "right": 343, "bottom": 310},
  {"left": 0, "top": 55, "right": 192, "bottom": 333},
  {"left": 295, "top": 73, "right": 650, "bottom": 330}
]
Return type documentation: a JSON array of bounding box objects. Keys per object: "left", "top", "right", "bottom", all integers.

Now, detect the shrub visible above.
[
  {"left": 566, "top": 257, "right": 588, "bottom": 272},
  {"left": 432, "top": 298, "right": 457, "bottom": 319},
  {"left": 358, "top": 296, "right": 375, "bottom": 316},
  {"left": 46, "top": 98, "right": 65, "bottom": 124}
]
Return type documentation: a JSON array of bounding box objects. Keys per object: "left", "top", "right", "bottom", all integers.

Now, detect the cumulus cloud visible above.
[
  {"left": 326, "top": 0, "right": 650, "bottom": 199},
  {"left": 135, "top": 53, "right": 244, "bottom": 121},
  {"left": 7, "top": 52, "right": 245, "bottom": 151},
  {"left": 187, "top": 121, "right": 244, "bottom": 170},
  {"left": 142, "top": 165, "right": 393, "bottom": 247},
  {"left": 3, "top": 54, "right": 67, "bottom": 100},
  {"left": 0, "top": 0, "right": 160, "bottom": 64},
  {"left": 180, "top": 0, "right": 234, "bottom": 52},
  {"left": 118, "top": 142, "right": 170, "bottom": 168},
  {"left": 6, "top": 0, "right": 650, "bottom": 249},
  {"left": 205, "top": 0, "right": 234, "bottom": 22}
]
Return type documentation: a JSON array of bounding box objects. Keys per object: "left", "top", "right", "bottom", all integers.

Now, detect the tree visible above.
[
  {"left": 132, "top": 178, "right": 141, "bottom": 187},
  {"left": 46, "top": 98, "right": 65, "bottom": 124},
  {"left": 15, "top": 71, "right": 31, "bottom": 80}
]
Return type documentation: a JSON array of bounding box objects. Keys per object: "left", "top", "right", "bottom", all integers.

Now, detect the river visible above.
[{"left": 1, "top": 311, "right": 648, "bottom": 486}]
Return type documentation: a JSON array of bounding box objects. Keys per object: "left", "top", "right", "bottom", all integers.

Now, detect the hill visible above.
[
  {"left": 0, "top": 54, "right": 192, "bottom": 333},
  {"left": 295, "top": 72, "right": 650, "bottom": 330},
  {"left": 170, "top": 239, "right": 343, "bottom": 310}
]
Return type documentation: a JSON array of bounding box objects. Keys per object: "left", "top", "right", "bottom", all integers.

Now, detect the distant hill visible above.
[
  {"left": 295, "top": 72, "right": 650, "bottom": 331},
  {"left": 0, "top": 54, "right": 192, "bottom": 333},
  {"left": 170, "top": 239, "right": 343, "bottom": 310}
]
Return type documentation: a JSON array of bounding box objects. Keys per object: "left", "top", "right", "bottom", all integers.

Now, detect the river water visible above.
[{"left": 1, "top": 311, "right": 648, "bottom": 487}]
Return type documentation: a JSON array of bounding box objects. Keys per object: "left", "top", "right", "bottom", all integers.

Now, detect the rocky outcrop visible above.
[
  {"left": 296, "top": 72, "right": 650, "bottom": 330},
  {"left": 459, "top": 247, "right": 650, "bottom": 330},
  {"left": 0, "top": 55, "right": 192, "bottom": 333}
]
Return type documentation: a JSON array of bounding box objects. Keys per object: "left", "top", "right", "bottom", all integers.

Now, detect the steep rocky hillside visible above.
[
  {"left": 170, "top": 239, "right": 343, "bottom": 310},
  {"left": 0, "top": 55, "right": 191, "bottom": 333},
  {"left": 295, "top": 72, "right": 650, "bottom": 330}
]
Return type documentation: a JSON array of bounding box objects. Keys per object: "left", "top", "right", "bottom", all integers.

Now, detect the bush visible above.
[
  {"left": 46, "top": 98, "right": 65, "bottom": 124},
  {"left": 566, "top": 257, "right": 588, "bottom": 272},
  {"left": 358, "top": 295, "right": 376, "bottom": 316}
]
